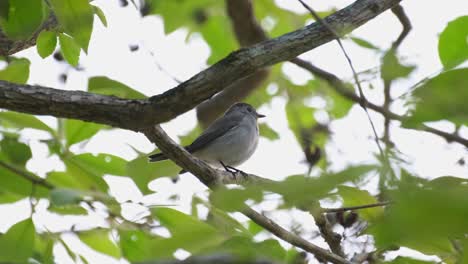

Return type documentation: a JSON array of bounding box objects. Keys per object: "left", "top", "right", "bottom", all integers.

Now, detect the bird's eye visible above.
[{"left": 247, "top": 107, "right": 253, "bottom": 112}]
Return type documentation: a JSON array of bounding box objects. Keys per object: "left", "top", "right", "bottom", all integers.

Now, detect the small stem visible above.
[{"left": 323, "top": 201, "right": 391, "bottom": 213}]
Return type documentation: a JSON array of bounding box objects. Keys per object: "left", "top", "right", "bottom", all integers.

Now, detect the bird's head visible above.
[{"left": 225, "top": 102, "right": 266, "bottom": 119}]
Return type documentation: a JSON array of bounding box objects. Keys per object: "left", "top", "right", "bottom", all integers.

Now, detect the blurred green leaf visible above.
[
  {"left": 120, "top": 229, "right": 176, "bottom": 262},
  {"left": 349, "top": 36, "right": 380, "bottom": 50},
  {"left": 33, "top": 235, "right": 54, "bottom": 264},
  {"left": 438, "top": 16, "right": 468, "bottom": 69},
  {"left": 210, "top": 187, "right": 263, "bottom": 212},
  {"left": 0, "top": 135, "right": 32, "bottom": 166},
  {"left": 61, "top": 156, "right": 109, "bottom": 192},
  {"left": 67, "top": 153, "right": 127, "bottom": 177},
  {"left": 37, "top": 30, "right": 57, "bottom": 58},
  {"left": 199, "top": 15, "right": 237, "bottom": 64},
  {"left": 369, "top": 178, "right": 468, "bottom": 256},
  {"left": 207, "top": 207, "right": 250, "bottom": 236},
  {"left": 92, "top": 5, "right": 107, "bottom": 27},
  {"left": 381, "top": 50, "right": 415, "bottom": 81},
  {"left": 48, "top": 204, "right": 87, "bottom": 215},
  {"left": 49, "top": 0, "right": 94, "bottom": 51},
  {"left": 58, "top": 33, "right": 81, "bottom": 66},
  {"left": 0, "top": 111, "right": 54, "bottom": 134},
  {"left": 0, "top": 218, "right": 35, "bottom": 263},
  {"left": 127, "top": 155, "right": 179, "bottom": 194},
  {"left": 404, "top": 68, "right": 468, "bottom": 126},
  {"left": 0, "top": 0, "right": 45, "bottom": 40},
  {"left": 264, "top": 165, "right": 376, "bottom": 208},
  {"left": 88, "top": 76, "right": 146, "bottom": 99},
  {"left": 79, "top": 229, "right": 120, "bottom": 258},
  {"left": 247, "top": 220, "right": 264, "bottom": 237},
  {"left": 153, "top": 207, "right": 225, "bottom": 252},
  {"left": 337, "top": 185, "right": 383, "bottom": 221},
  {"left": 286, "top": 99, "right": 316, "bottom": 145},
  {"left": 50, "top": 188, "right": 82, "bottom": 206},
  {"left": 259, "top": 123, "right": 279, "bottom": 141},
  {"left": 0, "top": 58, "right": 30, "bottom": 83},
  {"left": 64, "top": 119, "right": 106, "bottom": 147}
]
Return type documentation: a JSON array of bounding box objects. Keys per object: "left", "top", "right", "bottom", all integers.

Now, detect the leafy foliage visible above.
[{"left": 0, "top": 2, "right": 467, "bottom": 264}]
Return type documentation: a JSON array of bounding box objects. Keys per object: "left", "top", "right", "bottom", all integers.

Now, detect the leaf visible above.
[
  {"left": 438, "top": 16, "right": 468, "bottom": 69},
  {"left": 381, "top": 50, "right": 415, "bottom": 81},
  {"left": 33, "top": 235, "right": 55, "bottom": 264},
  {"left": 404, "top": 68, "right": 468, "bottom": 126},
  {"left": 210, "top": 187, "right": 263, "bottom": 212},
  {"left": 127, "top": 155, "right": 179, "bottom": 194},
  {"left": 337, "top": 185, "right": 383, "bottom": 221},
  {"left": 64, "top": 119, "right": 105, "bottom": 147},
  {"left": 0, "top": 0, "right": 45, "bottom": 40},
  {"left": 119, "top": 230, "right": 176, "bottom": 262},
  {"left": 92, "top": 5, "right": 107, "bottom": 27},
  {"left": 369, "top": 179, "right": 467, "bottom": 256},
  {"left": 385, "top": 256, "right": 437, "bottom": 264},
  {"left": 153, "top": 207, "right": 225, "bottom": 252},
  {"left": 67, "top": 153, "right": 127, "bottom": 177},
  {"left": 259, "top": 123, "right": 279, "bottom": 141},
  {"left": 350, "top": 36, "right": 379, "bottom": 50},
  {"left": 88, "top": 76, "right": 146, "bottom": 99},
  {"left": 50, "top": 188, "right": 82, "bottom": 206},
  {"left": 286, "top": 100, "right": 316, "bottom": 145},
  {"left": 264, "top": 165, "right": 376, "bottom": 208},
  {"left": 79, "top": 230, "right": 120, "bottom": 258},
  {"left": 49, "top": 0, "right": 94, "bottom": 51},
  {"left": 0, "top": 135, "right": 32, "bottom": 166},
  {"left": 58, "top": 33, "right": 81, "bottom": 66},
  {"left": 0, "top": 58, "right": 30, "bottom": 83},
  {"left": 0, "top": 111, "right": 54, "bottom": 134},
  {"left": 0, "top": 218, "right": 35, "bottom": 263},
  {"left": 199, "top": 15, "right": 237, "bottom": 64},
  {"left": 48, "top": 204, "right": 87, "bottom": 215},
  {"left": 37, "top": 30, "right": 57, "bottom": 58}
]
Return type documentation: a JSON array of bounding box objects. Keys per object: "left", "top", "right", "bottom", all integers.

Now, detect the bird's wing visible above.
[{"left": 186, "top": 113, "right": 244, "bottom": 153}]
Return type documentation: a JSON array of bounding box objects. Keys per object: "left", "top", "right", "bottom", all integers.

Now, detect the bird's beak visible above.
[{"left": 256, "top": 113, "right": 266, "bottom": 118}]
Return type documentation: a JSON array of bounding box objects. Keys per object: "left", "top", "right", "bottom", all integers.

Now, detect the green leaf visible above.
[
  {"left": 0, "top": 135, "right": 32, "bottom": 166},
  {"left": 48, "top": 204, "right": 87, "bottom": 215},
  {"left": 385, "top": 256, "right": 437, "bottom": 264},
  {"left": 49, "top": 0, "right": 94, "bottom": 51},
  {"left": 337, "top": 185, "right": 383, "bottom": 221},
  {"left": 119, "top": 230, "right": 176, "bottom": 262},
  {"left": 369, "top": 179, "right": 467, "bottom": 256},
  {"left": 33, "top": 235, "right": 55, "bottom": 264},
  {"left": 58, "top": 33, "right": 81, "bottom": 66},
  {"left": 259, "top": 123, "right": 279, "bottom": 141},
  {"left": 0, "top": 218, "right": 35, "bottom": 263},
  {"left": 153, "top": 207, "right": 225, "bottom": 252},
  {"left": 92, "top": 5, "right": 107, "bottom": 27},
  {"left": 210, "top": 187, "right": 263, "bottom": 212},
  {"left": 64, "top": 119, "right": 105, "bottom": 147},
  {"left": 381, "top": 50, "right": 415, "bottom": 81},
  {"left": 199, "top": 15, "right": 237, "bottom": 64},
  {"left": 37, "top": 30, "right": 57, "bottom": 58},
  {"left": 67, "top": 153, "right": 127, "bottom": 177},
  {"left": 404, "top": 68, "right": 468, "bottom": 126},
  {"left": 0, "top": 58, "right": 30, "bottom": 83},
  {"left": 0, "top": 0, "right": 45, "bottom": 40},
  {"left": 349, "top": 36, "right": 379, "bottom": 50},
  {"left": 50, "top": 188, "right": 82, "bottom": 206},
  {"left": 88, "top": 76, "right": 146, "bottom": 99},
  {"left": 438, "top": 16, "right": 468, "bottom": 69},
  {"left": 0, "top": 111, "right": 54, "bottom": 134},
  {"left": 127, "top": 155, "right": 179, "bottom": 194},
  {"left": 265, "top": 165, "right": 376, "bottom": 208},
  {"left": 79, "top": 230, "right": 120, "bottom": 258},
  {"left": 286, "top": 100, "right": 316, "bottom": 145}
]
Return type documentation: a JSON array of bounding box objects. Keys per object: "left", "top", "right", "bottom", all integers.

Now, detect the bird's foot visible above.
[{"left": 219, "top": 161, "right": 247, "bottom": 179}]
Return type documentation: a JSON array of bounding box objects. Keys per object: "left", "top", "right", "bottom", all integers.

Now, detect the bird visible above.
[{"left": 148, "top": 102, "right": 265, "bottom": 174}]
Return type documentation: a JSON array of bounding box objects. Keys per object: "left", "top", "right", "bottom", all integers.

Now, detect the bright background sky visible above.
[{"left": 0, "top": 0, "right": 467, "bottom": 263}]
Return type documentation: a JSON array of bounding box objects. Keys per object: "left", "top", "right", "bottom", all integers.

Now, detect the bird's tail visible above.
[{"left": 148, "top": 152, "right": 167, "bottom": 162}]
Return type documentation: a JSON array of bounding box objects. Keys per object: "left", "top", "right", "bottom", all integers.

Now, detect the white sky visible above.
[{"left": 0, "top": 0, "right": 467, "bottom": 263}]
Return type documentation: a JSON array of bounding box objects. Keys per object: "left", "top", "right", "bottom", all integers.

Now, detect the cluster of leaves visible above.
[{"left": 0, "top": 0, "right": 467, "bottom": 263}]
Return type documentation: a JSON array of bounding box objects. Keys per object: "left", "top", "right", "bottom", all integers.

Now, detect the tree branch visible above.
[
  {"left": 196, "top": 0, "right": 270, "bottom": 127},
  {"left": 142, "top": 125, "right": 351, "bottom": 264},
  {"left": 323, "top": 201, "right": 391, "bottom": 213},
  {"left": 1, "top": 0, "right": 402, "bottom": 130}
]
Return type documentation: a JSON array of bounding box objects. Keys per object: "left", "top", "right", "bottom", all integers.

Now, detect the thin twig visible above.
[
  {"left": 0, "top": 160, "right": 54, "bottom": 189},
  {"left": 296, "top": 0, "right": 396, "bottom": 179},
  {"left": 323, "top": 201, "right": 391, "bottom": 213}
]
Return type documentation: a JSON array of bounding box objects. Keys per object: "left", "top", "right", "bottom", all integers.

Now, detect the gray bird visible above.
[{"left": 148, "top": 102, "right": 265, "bottom": 174}]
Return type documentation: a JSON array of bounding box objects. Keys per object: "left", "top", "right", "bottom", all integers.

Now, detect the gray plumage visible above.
[{"left": 149, "top": 103, "right": 265, "bottom": 172}]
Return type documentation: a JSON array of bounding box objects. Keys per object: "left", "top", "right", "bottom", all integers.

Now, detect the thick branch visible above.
[
  {"left": 1, "top": 0, "right": 402, "bottom": 130},
  {"left": 143, "top": 126, "right": 350, "bottom": 264}
]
